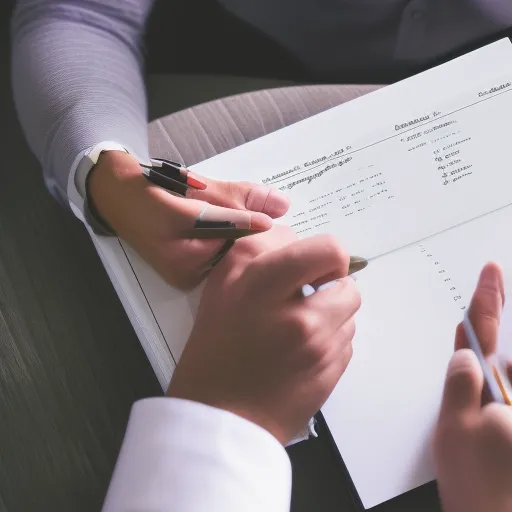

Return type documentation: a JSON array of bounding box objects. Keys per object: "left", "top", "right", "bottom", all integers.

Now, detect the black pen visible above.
[
  {"left": 141, "top": 158, "right": 207, "bottom": 196},
  {"left": 189, "top": 220, "right": 254, "bottom": 239}
]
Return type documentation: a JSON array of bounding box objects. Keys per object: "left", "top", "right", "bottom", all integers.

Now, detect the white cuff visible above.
[
  {"left": 67, "top": 141, "right": 128, "bottom": 222},
  {"left": 102, "top": 397, "right": 292, "bottom": 512}
]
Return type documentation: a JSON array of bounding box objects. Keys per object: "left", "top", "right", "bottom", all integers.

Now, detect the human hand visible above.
[
  {"left": 167, "top": 226, "right": 361, "bottom": 444},
  {"left": 434, "top": 263, "right": 512, "bottom": 512},
  {"left": 87, "top": 151, "right": 290, "bottom": 289}
]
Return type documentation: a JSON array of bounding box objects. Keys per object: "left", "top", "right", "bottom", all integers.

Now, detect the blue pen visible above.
[{"left": 463, "top": 311, "right": 511, "bottom": 405}]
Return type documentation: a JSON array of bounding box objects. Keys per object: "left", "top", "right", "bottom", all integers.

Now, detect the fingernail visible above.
[
  {"left": 246, "top": 186, "right": 290, "bottom": 218},
  {"left": 263, "top": 188, "right": 291, "bottom": 218},
  {"left": 249, "top": 212, "right": 273, "bottom": 232},
  {"left": 348, "top": 256, "right": 368, "bottom": 275},
  {"left": 211, "top": 239, "right": 235, "bottom": 267}
]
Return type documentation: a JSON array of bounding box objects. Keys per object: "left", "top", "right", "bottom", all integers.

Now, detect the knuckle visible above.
[
  {"left": 304, "top": 337, "right": 329, "bottom": 362},
  {"left": 350, "top": 284, "right": 362, "bottom": 312},
  {"left": 241, "top": 258, "right": 266, "bottom": 288},
  {"left": 339, "top": 278, "right": 362, "bottom": 313},
  {"left": 322, "top": 236, "right": 349, "bottom": 269},
  {"left": 226, "top": 180, "right": 246, "bottom": 197},
  {"left": 446, "top": 360, "right": 480, "bottom": 392},
  {"left": 344, "top": 318, "right": 357, "bottom": 341},
  {"left": 471, "top": 293, "right": 501, "bottom": 323},
  {"left": 288, "top": 311, "right": 320, "bottom": 342},
  {"left": 285, "top": 241, "right": 303, "bottom": 261},
  {"left": 340, "top": 342, "right": 354, "bottom": 372},
  {"left": 316, "top": 373, "right": 339, "bottom": 400},
  {"left": 231, "top": 235, "right": 262, "bottom": 258},
  {"left": 273, "top": 224, "right": 297, "bottom": 243},
  {"left": 236, "top": 225, "right": 295, "bottom": 260},
  {"left": 335, "top": 321, "right": 356, "bottom": 351},
  {"left": 344, "top": 341, "right": 354, "bottom": 361}
]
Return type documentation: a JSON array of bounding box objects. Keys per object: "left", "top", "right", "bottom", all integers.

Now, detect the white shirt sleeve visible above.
[{"left": 102, "top": 397, "right": 292, "bottom": 512}]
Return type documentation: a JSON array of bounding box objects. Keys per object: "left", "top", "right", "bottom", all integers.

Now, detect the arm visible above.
[
  {"left": 102, "top": 398, "right": 292, "bottom": 512},
  {"left": 10, "top": 0, "right": 290, "bottom": 290},
  {"left": 11, "top": 0, "right": 154, "bottom": 208},
  {"left": 102, "top": 227, "right": 360, "bottom": 511},
  {"left": 434, "top": 263, "right": 512, "bottom": 512}
]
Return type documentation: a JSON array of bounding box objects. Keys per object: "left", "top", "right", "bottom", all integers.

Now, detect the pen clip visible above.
[{"left": 150, "top": 157, "right": 186, "bottom": 170}]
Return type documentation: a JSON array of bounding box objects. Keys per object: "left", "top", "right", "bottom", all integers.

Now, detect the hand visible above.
[
  {"left": 167, "top": 226, "right": 361, "bottom": 444},
  {"left": 87, "top": 151, "right": 290, "bottom": 289},
  {"left": 434, "top": 263, "right": 512, "bottom": 512}
]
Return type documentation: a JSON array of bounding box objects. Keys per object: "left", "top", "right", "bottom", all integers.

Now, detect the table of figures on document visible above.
[{"left": 263, "top": 82, "right": 512, "bottom": 261}]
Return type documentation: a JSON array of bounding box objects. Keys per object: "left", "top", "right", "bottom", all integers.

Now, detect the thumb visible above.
[
  {"left": 455, "top": 262, "right": 504, "bottom": 354},
  {"left": 439, "top": 349, "right": 484, "bottom": 421},
  {"left": 188, "top": 177, "right": 290, "bottom": 219}
]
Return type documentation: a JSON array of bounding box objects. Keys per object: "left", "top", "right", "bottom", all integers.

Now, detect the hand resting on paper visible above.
[
  {"left": 87, "top": 151, "right": 290, "bottom": 289},
  {"left": 166, "top": 226, "right": 361, "bottom": 445},
  {"left": 434, "top": 263, "right": 512, "bottom": 512}
]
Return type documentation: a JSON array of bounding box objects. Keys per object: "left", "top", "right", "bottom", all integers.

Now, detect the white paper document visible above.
[{"left": 88, "top": 38, "right": 512, "bottom": 509}]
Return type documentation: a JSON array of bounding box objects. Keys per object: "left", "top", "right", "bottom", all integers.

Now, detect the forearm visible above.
[{"left": 11, "top": 0, "right": 154, "bottom": 207}]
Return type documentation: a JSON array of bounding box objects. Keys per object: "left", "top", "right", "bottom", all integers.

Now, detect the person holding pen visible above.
[
  {"left": 11, "top": 2, "right": 512, "bottom": 509},
  {"left": 11, "top": 0, "right": 512, "bottom": 288},
  {"left": 98, "top": 225, "right": 512, "bottom": 512}
]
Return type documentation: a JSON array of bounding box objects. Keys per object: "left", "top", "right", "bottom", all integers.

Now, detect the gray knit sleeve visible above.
[{"left": 11, "top": 0, "right": 155, "bottom": 206}]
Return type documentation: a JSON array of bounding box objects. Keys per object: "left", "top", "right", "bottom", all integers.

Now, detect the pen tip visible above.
[{"left": 348, "top": 256, "right": 368, "bottom": 275}]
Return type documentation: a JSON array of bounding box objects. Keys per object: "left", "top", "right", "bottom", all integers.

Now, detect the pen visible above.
[
  {"left": 141, "top": 161, "right": 263, "bottom": 240},
  {"left": 185, "top": 219, "right": 257, "bottom": 239},
  {"left": 141, "top": 158, "right": 207, "bottom": 196},
  {"left": 141, "top": 160, "right": 249, "bottom": 239},
  {"left": 463, "top": 311, "right": 512, "bottom": 405},
  {"left": 302, "top": 256, "right": 368, "bottom": 297}
]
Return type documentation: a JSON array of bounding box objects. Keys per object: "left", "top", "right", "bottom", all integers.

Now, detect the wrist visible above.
[
  {"left": 87, "top": 151, "right": 147, "bottom": 233},
  {"left": 167, "top": 376, "right": 290, "bottom": 446}
]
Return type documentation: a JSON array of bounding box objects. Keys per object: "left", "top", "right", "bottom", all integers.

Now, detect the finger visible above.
[
  {"left": 187, "top": 178, "right": 290, "bottom": 218},
  {"left": 329, "top": 318, "right": 356, "bottom": 366},
  {"left": 219, "top": 225, "right": 297, "bottom": 267},
  {"left": 331, "top": 318, "right": 357, "bottom": 376},
  {"left": 320, "top": 336, "right": 355, "bottom": 400},
  {"left": 171, "top": 237, "right": 225, "bottom": 268},
  {"left": 454, "top": 323, "right": 466, "bottom": 352},
  {"left": 176, "top": 199, "right": 274, "bottom": 238},
  {"left": 439, "top": 349, "right": 484, "bottom": 421},
  {"left": 335, "top": 336, "right": 354, "bottom": 377},
  {"left": 211, "top": 239, "right": 235, "bottom": 268},
  {"left": 247, "top": 235, "right": 350, "bottom": 300},
  {"left": 454, "top": 262, "right": 504, "bottom": 356},
  {"left": 307, "top": 257, "right": 367, "bottom": 291},
  {"left": 157, "top": 237, "right": 226, "bottom": 288},
  {"left": 303, "top": 278, "right": 361, "bottom": 334}
]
